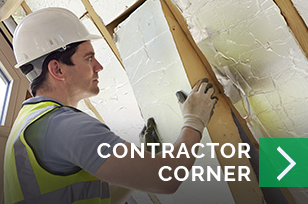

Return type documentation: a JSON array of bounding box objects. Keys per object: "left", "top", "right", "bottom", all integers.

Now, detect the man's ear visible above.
[{"left": 48, "top": 59, "right": 65, "bottom": 81}]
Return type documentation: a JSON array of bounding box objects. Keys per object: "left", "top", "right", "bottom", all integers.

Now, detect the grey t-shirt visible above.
[{"left": 24, "top": 96, "right": 125, "bottom": 175}]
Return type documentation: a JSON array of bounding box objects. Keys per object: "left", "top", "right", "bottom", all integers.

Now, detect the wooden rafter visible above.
[
  {"left": 270, "top": 1, "right": 308, "bottom": 203},
  {"left": 273, "top": 0, "right": 308, "bottom": 58},
  {"left": 160, "top": 0, "right": 264, "bottom": 203},
  {"left": 84, "top": 98, "right": 105, "bottom": 124},
  {"left": 105, "top": 0, "right": 146, "bottom": 37},
  {"left": 21, "top": 1, "right": 32, "bottom": 15},
  {"left": 80, "top": 0, "right": 124, "bottom": 68}
]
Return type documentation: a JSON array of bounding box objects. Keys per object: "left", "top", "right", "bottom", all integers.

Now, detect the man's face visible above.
[{"left": 65, "top": 41, "right": 103, "bottom": 99}]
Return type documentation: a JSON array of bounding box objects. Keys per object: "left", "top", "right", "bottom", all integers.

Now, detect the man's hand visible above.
[
  {"left": 95, "top": 79, "right": 218, "bottom": 194},
  {"left": 176, "top": 78, "right": 218, "bottom": 136},
  {"left": 139, "top": 117, "right": 162, "bottom": 153}
]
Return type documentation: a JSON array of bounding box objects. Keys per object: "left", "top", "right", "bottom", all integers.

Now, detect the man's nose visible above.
[{"left": 94, "top": 58, "right": 103, "bottom": 72}]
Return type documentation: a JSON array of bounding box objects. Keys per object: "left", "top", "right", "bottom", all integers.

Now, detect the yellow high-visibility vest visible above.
[{"left": 4, "top": 100, "right": 110, "bottom": 204}]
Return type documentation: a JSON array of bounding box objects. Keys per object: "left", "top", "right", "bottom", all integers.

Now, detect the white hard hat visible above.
[{"left": 13, "top": 7, "right": 101, "bottom": 80}]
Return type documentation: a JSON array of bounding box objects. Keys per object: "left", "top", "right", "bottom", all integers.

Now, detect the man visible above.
[{"left": 4, "top": 7, "right": 217, "bottom": 204}]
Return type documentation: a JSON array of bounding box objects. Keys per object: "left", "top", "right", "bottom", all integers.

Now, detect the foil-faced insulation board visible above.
[{"left": 172, "top": 0, "right": 308, "bottom": 139}]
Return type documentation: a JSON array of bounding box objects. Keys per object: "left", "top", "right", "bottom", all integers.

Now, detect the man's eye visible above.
[{"left": 88, "top": 56, "right": 93, "bottom": 61}]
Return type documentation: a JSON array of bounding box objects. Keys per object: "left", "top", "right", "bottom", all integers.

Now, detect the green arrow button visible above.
[{"left": 259, "top": 138, "right": 308, "bottom": 187}]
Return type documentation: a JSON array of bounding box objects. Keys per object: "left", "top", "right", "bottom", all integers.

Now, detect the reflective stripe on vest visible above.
[
  {"left": 5, "top": 101, "right": 110, "bottom": 204},
  {"left": 15, "top": 179, "right": 109, "bottom": 204}
]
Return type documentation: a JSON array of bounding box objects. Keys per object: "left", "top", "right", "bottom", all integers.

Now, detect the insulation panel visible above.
[
  {"left": 24, "top": 0, "right": 86, "bottom": 17},
  {"left": 89, "top": 0, "right": 140, "bottom": 25},
  {"left": 115, "top": 0, "right": 235, "bottom": 203},
  {"left": 172, "top": 0, "right": 308, "bottom": 139}
]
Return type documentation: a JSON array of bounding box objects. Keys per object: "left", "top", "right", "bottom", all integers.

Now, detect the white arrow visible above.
[{"left": 277, "top": 146, "right": 296, "bottom": 181}]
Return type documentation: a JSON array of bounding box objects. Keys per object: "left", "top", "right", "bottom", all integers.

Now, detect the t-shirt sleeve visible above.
[{"left": 45, "top": 107, "right": 125, "bottom": 175}]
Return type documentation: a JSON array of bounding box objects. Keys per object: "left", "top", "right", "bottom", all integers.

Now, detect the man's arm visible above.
[
  {"left": 95, "top": 127, "right": 201, "bottom": 194},
  {"left": 95, "top": 79, "right": 217, "bottom": 194}
]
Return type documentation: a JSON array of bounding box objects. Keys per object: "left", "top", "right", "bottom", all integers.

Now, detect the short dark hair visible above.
[{"left": 30, "top": 41, "right": 85, "bottom": 96}]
